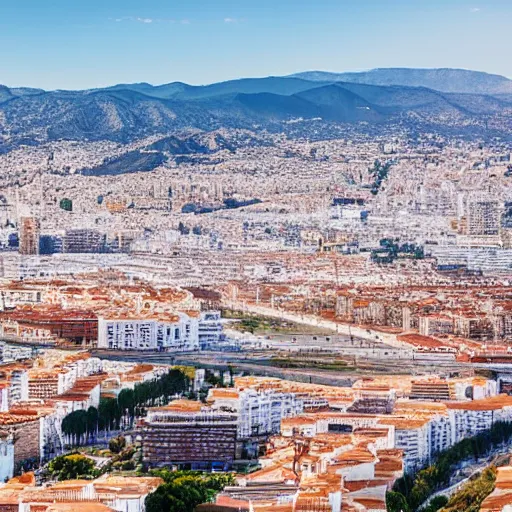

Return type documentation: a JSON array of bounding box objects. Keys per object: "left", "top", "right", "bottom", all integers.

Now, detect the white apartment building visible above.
[
  {"left": 0, "top": 385, "right": 9, "bottom": 413},
  {"left": 429, "top": 414, "right": 453, "bottom": 456},
  {"left": 56, "top": 356, "right": 103, "bottom": 395},
  {"left": 7, "top": 369, "right": 29, "bottom": 405},
  {"left": 452, "top": 379, "right": 498, "bottom": 401},
  {"left": 198, "top": 311, "right": 223, "bottom": 349},
  {"left": 40, "top": 408, "right": 66, "bottom": 460},
  {"left": 209, "top": 388, "right": 304, "bottom": 439},
  {"left": 1, "top": 344, "right": 32, "bottom": 362},
  {"left": 447, "top": 403, "right": 512, "bottom": 444},
  {"left": 237, "top": 389, "right": 304, "bottom": 438},
  {"left": 399, "top": 397, "right": 512, "bottom": 469},
  {"left": 392, "top": 421, "right": 431, "bottom": 471},
  {"left": 97, "top": 312, "right": 199, "bottom": 351}
]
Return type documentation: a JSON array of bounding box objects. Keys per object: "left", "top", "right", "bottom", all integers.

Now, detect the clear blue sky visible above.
[{"left": 1, "top": 0, "right": 510, "bottom": 90}]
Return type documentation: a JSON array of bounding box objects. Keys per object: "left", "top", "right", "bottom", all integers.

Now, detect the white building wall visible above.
[
  {"left": 110, "top": 496, "right": 147, "bottom": 512},
  {"left": 98, "top": 314, "right": 199, "bottom": 352},
  {"left": 198, "top": 311, "right": 223, "bottom": 349},
  {"left": 0, "top": 387, "right": 9, "bottom": 412},
  {"left": 340, "top": 462, "right": 375, "bottom": 481},
  {"left": 210, "top": 389, "right": 303, "bottom": 439},
  {"left": 57, "top": 372, "right": 72, "bottom": 395},
  {"left": 8, "top": 370, "right": 29, "bottom": 405},
  {"left": 430, "top": 415, "right": 452, "bottom": 456},
  {"left": 89, "top": 383, "right": 101, "bottom": 409},
  {"left": 394, "top": 424, "right": 430, "bottom": 472},
  {"left": 448, "top": 409, "right": 495, "bottom": 444},
  {"left": 193, "top": 369, "right": 205, "bottom": 391},
  {"left": 41, "top": 410, "right": 65, "bottom": 460},
  {"left": 0, "top": 439, "right": 14, "bottom": 482},
  {"left": 329, "top": 490, "right": 342, "bottom": 512}
]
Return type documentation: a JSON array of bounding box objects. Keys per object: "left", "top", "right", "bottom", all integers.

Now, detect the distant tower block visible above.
[
  {"left": 467, "top": 199, "right": 501, "bottom": 236},
  {"left": 19, "top": 217, "right": 40, "bottom": 255}
]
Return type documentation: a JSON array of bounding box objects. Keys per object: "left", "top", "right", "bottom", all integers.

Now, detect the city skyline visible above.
[{"left": 1, "top": 0, "right": 511, "bottom": 90}]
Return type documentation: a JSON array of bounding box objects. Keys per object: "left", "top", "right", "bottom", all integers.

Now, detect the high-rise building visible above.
[
  {"left": 467, "top": 199, "right": 501, "bottom": 236},
  {"left": 19, "top": 217, "right": 40, "bottom": 255}
]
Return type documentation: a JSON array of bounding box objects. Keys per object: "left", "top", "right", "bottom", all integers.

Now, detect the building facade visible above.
[
  {"left": 141, "top": 404, "right": 238, "bottom": 470},
  {"left": 198, "top": 311, "right": 224, "bottom": 350},
  {"left": 97, "top": 313, "right": 199, "bottom": 351}
]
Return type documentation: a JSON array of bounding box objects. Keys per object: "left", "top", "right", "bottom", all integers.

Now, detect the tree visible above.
[
  {"left": 240, "top": 318, "right": 260, "bottom": 333},
  {"left": 145, "top": 471, "right": 235, "bottom": 512},
  {"left": 48, "top": 453, "right": 96, "bottom": 481},
  {"left": 59, "top": 198, "right": 73, "bottom": 211},
  {"left": 146, "top": 487, "right": 184, "bottom": 512},
  {"left": 227, "top": 365, "right": 234, "bottom": 387},
  {"left": 368, "top": 160, "right": 392, "bottom": 195},
  {"left": 62, "top": 410, "right": 88, "bottom": 445},
  {"left": 204, "top": 473, "right": 236, "bottom": 491},
  {"left": 98, "top": 397, "right": 122, "bottom": 431},
  {"left": 118, "top": 388, "right": 135, "bottom": 423},
  {"left": 62, "top": 369, "right": 190, "bottom": 441},
  {"left": 385, "top": 491, "right": 410, "bottom": 512},
  {"left": 86, "top": 407, "right": 99, "bottom": 441},
  {"left": 424, "top": 495, "right": 448, "bottom": 512},
  {"left": 61, "top": 407, "right": 101, "bottom": 446},
  {"left": 205, "top": 371, "right": 224, "bottom": 388}
]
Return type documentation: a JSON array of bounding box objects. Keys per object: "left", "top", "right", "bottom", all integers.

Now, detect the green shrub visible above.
[
  {"left": 109, "top": 436, "right": 126, "bottom": 454},
  {"left": 48, "top": 453, "right": 95, "bottom": 481}
]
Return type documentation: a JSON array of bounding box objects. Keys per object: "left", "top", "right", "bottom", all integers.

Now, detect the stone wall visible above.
[{"left": 12, "top": 419, "right": 40, "bottom": 470}]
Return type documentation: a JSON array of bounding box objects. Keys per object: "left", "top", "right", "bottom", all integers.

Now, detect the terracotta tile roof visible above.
[{"left": 445, "top": 394, "right": 512, "bottom": 411}]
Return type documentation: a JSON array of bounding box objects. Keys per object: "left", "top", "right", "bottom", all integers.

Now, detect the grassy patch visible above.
[
  {"left": 222, "top": 309, "right": 330, "bottom": 334},
  {"left": 268, "top": 357, "right": 353, "bottom": 371}
]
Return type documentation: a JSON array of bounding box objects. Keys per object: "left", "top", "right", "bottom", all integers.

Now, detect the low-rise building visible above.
[{"left": 0, "top": 473, "right": 162, "bottom": 512}]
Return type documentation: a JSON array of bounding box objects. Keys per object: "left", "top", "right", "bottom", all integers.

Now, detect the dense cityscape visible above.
[
  {"left": 1, "top": 3, "right": 512, "bottom": 510},
  {"left": 0, "top": 107, "right": 509, "bottom": 511}
]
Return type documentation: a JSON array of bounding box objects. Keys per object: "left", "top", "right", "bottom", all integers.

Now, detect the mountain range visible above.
[
  {"left": 289, "top": 68, "right": 512, "bottom": 95},
  {"left": 1, "top": 68, "right": 511, "bottom": 153}
]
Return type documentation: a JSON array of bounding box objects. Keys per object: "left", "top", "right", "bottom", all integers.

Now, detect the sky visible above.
[{"left": 0, "top": 0, "right": 511, "bottom": 90}]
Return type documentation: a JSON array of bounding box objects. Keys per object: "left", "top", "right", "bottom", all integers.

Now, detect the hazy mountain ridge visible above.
[
  {"left": 290, "top": 68, "right": 512, "bottom": 95},
  {"left": 1, "top": 68, "right": 512, "bottom": 153}
]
